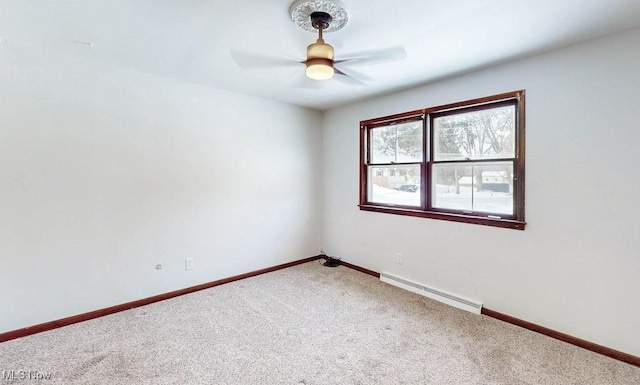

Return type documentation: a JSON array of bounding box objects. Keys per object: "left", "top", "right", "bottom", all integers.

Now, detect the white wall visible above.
[
  {"left": 322, "top": 27, "right": 640, "bottom": 356},
  {"left": 0, "top": 43, "right": 323, "bottom": 333}
]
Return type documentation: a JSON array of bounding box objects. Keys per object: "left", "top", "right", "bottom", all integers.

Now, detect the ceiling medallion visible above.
[{"left": 289, "top": 0, "right": 349, "bottom": 33}]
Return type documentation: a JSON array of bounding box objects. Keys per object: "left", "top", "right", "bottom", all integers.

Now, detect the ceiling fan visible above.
[{"left": 231, "top": 0, "right": 407, "bottom": 86}]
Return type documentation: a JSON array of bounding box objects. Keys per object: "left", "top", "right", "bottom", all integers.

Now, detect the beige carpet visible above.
[{"left": 1, "top": 261, "right": 638, "bottom": 384}]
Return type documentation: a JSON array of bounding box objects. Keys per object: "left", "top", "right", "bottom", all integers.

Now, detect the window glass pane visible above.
[
  {"left": 432, "top": 162, "right": 513, "bottom": 215},
  {"left": 368, "top": 165, "right": 421, "bottom": 207},
  {"left": 371, "top": 121, "right": 422, "bottom": 163},
  {"left": 434, "top": 105, "right": 515, "bottom": 161}
]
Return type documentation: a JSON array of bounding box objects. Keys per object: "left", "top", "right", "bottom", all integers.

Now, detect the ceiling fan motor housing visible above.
[{"left": 305, "top": 47, "right": 334, "bottom": 80}]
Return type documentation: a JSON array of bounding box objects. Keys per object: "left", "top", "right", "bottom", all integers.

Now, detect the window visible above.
[{"left": 359, "top": 90, "right": 525, "bottom": 230}]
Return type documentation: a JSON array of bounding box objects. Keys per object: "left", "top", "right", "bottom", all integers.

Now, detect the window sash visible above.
[
  {"left": 428, "top": 160, "right": 516, "bottom": 219},
  {"left": 366, "top": 164, "right": 424, "bottom": 209}
]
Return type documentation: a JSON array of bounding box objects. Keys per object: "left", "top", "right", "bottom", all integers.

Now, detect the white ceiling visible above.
[{"left": 2, "top": 0, "right": 640, "bottom": 110}]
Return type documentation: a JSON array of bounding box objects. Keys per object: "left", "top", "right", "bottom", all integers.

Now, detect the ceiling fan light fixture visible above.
[
  {"left": 306, "top": 58, "right": 334, "bottom": 80},
  {"left": 306, "top": 36, "right": 334, "bottom": 80}
]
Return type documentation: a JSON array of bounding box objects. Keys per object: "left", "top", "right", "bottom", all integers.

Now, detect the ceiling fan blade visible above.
[
  {"left": 231, "top": 50, "right": 302, "bottom": 70},
  {"left": 334, "top": 68, "right": 368, "bottom": 86},
  {"left": 335, "top": 65, "right": 373, "bottom": 81},
  {"left": 335, "top": 45, "right": 407, "bottom": 67}
]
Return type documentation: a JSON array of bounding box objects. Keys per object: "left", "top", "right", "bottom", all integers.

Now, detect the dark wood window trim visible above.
[{"left": 359, "top": 90, "right": 526, "bottom": 230}]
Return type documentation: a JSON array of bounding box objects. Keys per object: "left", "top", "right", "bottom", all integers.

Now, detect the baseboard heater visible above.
[{"left": 380, "top": 272, "right": 482, "bottom": 314}]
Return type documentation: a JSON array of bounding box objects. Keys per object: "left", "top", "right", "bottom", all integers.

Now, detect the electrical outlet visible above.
[
  {"left": 396, "top": 253, "right": 403, "bottom": 264},
  {"left": 185, "top": 258, "right": 195, "bottom": 270}
]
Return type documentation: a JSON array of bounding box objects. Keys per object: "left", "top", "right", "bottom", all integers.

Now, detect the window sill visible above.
[{"left": 358, "top": 204, "right": 526, "bottom": 230}]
